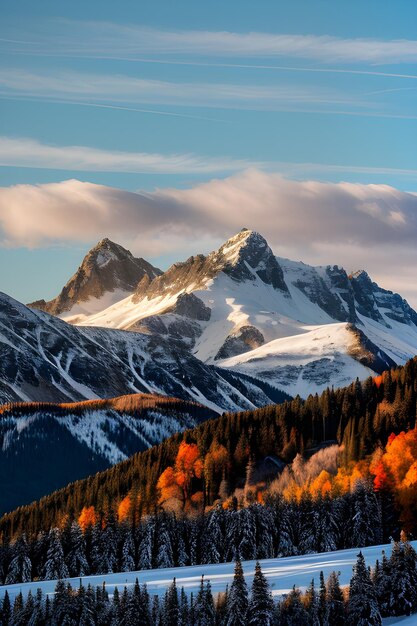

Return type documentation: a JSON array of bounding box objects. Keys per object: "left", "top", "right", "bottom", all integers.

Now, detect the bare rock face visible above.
[
  {"left": 215, "top": 325, "right": 265, "bottom": 360},
  {"left": 346, "top": 323, "right": 396, "bottom": 373},
  {"left": 29, "top": 239, "right": 161, "bottom": 315},
  {"left": 350, "top": 270, "right": 417, "bottom": 327},
  {"left": 133, "top": 229, "right": 288, "bottom": 303},
  {"left": 171, "top": 293, "right": 211, "bottom": 321}
]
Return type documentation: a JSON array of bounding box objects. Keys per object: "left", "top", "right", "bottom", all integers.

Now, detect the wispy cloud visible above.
[
  {"left": 3, "top": 21, "right": 417, "bottom": 65},
  {"left": 1, "top": 172, "right": 417, "bottom": 305},
  {"left": 0, "top": 137, "right": 263, "bottom": 174},
  {"left": 0, "top": 68, "right": 360, "bottom": 113},
  {"left": 3, "top": 136, "right": 417, "bottom": 180}
]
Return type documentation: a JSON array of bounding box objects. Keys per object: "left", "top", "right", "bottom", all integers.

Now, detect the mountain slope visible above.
[
  {"left": 0, "top": 291, "right": 288, "bottom": 411},
  {"left": 3, "top": 356, "right": 416, "bottom": 540},
  {"left": 29, "top": 238, "right": 161, "bottom": 322},
  {"left": 65, "top": 229, "right": 417, "bottom": 397},
  {"left": 0, "top": 394, "right": 212, "bottom": 515}
]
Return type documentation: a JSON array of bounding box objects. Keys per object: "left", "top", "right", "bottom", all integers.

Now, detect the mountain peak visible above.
[
  {"left": 214, "top": 229, "right": 288, "bottom": 291},
  {"left": 28, "top": 240, "right": 161, "bottom": 317}
]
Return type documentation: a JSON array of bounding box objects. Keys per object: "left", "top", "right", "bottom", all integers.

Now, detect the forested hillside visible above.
[{"left": 1, "top": 357, "right": 417, "bottom": 542}]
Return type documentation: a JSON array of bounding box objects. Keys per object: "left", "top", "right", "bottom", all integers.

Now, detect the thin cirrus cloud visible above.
[
  {"left": 0, "top": 137, "right": 262, "bottom": 174},
  {"left": 3, "top": 20, "right": 417, "bottom": 65},
  {"left": 1, "top": 171, "right": 417, "bottom": 304},
  {"left": 0, "top": 68, "right": 361, "bottom": 113},
  {"left": 2, "top": 136, "right": 417, "bottom": 179}
]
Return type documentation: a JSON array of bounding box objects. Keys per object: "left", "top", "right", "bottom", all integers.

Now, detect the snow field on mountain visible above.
[{"left": 2, "top": 541, "right": 416, "bottom": 604}]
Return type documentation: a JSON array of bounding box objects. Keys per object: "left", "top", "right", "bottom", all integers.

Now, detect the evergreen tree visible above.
[
  {"left": 5, "top": 535, "right": 31, "bottom": 585},
  {"left": 238, "top": 508, "right": 256, "bottom": 561},
  {"left": 65, "top": 521, "right": 89, "bottom": 577},
  {"left": 201, "top": 509, "right": 223, "bottom": 565},
  {"left": 77, "top": 585, "right": 95, "bottom": 626},
  {"left": 351, "top": 482, "right": 382, "bottom": 548},
  {"left": 325, "top": 571, "right": 345, "bottom": 626},
  {"left": 164, "top": 577, "right": 180, "bottom": 626},
  {"left": 304, "top": 579, "right": 320, "bottom": 626},
  {"left": 194, "top": 576, "right": 216, "bottom": 626},
  {"left": 120, "top": 524, "right": 136, "bottom": 573},
  {"left": 388, "top": 540, "right": 417, "bottom": 616},
  {"left": 347, "top": 552, "right": 381, "bottom": 626},
  {"left": 372, "top": 554, "right": 391, "bottom": 617},
  {"left": 43, "top": 529, "right": 69, "bottom": 580},
  {"left": 138, "top": 518, "right": 154, "bottom": 570},
  {"left": 248, "top": 562, "right": 274, "bottom": 626},
  {"left": 156, "top": 517, "right": 174, "bottom": 570},
  {"left": 1, "top": 590, "right": 11, "bottom": 626},
  {"left": 226, "top": 559, "right": 248, "bottom": 626}
]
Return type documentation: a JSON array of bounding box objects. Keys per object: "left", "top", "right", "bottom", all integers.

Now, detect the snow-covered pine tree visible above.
[
  {"left": 27, "top": 588, "right": 45, "bottom": 626},
  {"left": 403, "top": 537, "right": 417, "bottom": 613},
  {"left": 237, "top": 508, "right": 256, "bottom": 561},
  {"left": 11, "top": 591, "right": 24, "bottom": 626},
  {"left": 351, "top": 481, "right": 382, "bottom": 548},
  {"left": 77, "top": 585, "right": 95, "bottom": 626},
  {"left": 52, "top": 580, "right": 71, "bottom": 625},
  {"left": 137, "top": 517, "right": 154, "bottom": 570},
  {"left": 120, "top": 523, "right": 136, "bottom": 573},
  {"left": 226, "top": 559, "right": 249, "bottom": 626},
  {"left": 5, "top": 534, "right": 31, "bottom": 584},
  {"left": 372, "top": 554, "right": 391, "bottom": 617},
  {"left": 156, "top": 516, "right": 174, "bottom": 569},
  {"left": 251, "top": 504, "right": 274, "bottom": 560},
  {"left": 110, "top": 586, "right": 121, "bottom": 626},
  {"left": 164, "top": 577, "right": 180, "bottom": 626},
  {"left": 1, "top": 590, "right": 11, "bottom": 626},
  {"left": 43, "top": 528, "right": 69, "bottom": 580},
  {"left": 347, "top": 551, "right": 381, "bottom": 626},
  {"left": 277, "top": 501, "right": 297, "bottom": 557},
  {"left": 66, "top": 521, "right": 89, "bottom": 578},
  {"left": 318, "top": 570, "right": 327, "bottom": 625},
  {"left": 179, "top": 587, "right": 189, "bottom": 626},
  {"left": 95, "top": 582, "right": 111, "bottom": 626},
  {"left": 248, "top": 561, "right": 274, "bottom": 626},
  {"left": 91, "top": 521, "right": 117, "bottom": 575},
  {"left": 201, "top": 508, "right": 223, "bottom": 565},
  {"left": 325, "top": 570, "right": 345, "bottom": 626},
  {"left": 194, "top": 576, "right": 216, "bottom": 626},
  {"left": 224, "top": 510, "right": 240, "bottom": 562},
  {"left": 304, "top": 578, "right": 320, "bottom": 626},
  {"left": 152, "top": 595, "right": 162, "bottom": 626},
  {"left": 387, "top": 539, "right": 417, "bottom": 616},
  {"left": 175, "top": 520, "right": 189, "bottom": 568}
]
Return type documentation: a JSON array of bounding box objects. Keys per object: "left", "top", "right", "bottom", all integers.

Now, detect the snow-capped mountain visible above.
[
  {"left": 0, "top": 393, "right": 214, "bottom": 514},
  {"left": 0, "top": 291, "right": 287, "bottom": 411},
  {"left": 29, "top": 238, "right": 161, "bottom": 322},
  {"left": 40, "top": 228, "right": 417, "bottom": 398}
]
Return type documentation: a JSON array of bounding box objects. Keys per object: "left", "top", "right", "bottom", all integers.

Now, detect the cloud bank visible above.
[{"left": 1, "top": 171, "right": 416, "bottom": 304}]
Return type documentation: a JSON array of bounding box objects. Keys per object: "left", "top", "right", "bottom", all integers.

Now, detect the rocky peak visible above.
[
  {"left": 349, "top": 270, "right": 388, "bottom": 326},
  {"left": 210, "top": 229, "right": 289, "bottom": 292},
  {"left": 29, "top": 239, "right": 161, "bottom": 316},
  {"left": 133, "top": 229, "right": 288, "bottom": 303}
]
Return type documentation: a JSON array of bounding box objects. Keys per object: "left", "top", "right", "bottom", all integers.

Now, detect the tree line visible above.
[
  {"left": 1, "top": 539, "right": 417, "bottom": 625},
  {"left": 0, "top": 484, "right": 392, "bottom": 586}
]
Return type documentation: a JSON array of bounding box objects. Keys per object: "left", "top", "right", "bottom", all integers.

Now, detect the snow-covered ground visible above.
[{"left": 2, "top": 541, "right": 416, "bottom": 603}]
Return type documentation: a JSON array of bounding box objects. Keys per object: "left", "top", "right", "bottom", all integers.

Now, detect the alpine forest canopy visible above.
[{"left": 2, "top": 356, "right": 417, "bottom": 541}]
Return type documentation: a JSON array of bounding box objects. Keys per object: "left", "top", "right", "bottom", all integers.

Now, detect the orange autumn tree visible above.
[
  {"left": 118, "top": 495, "right": 132, "bottom": 522},
  {"left": 157, "top": 442, "right": 203, "bottom": 510},
  {"left": 78, "top": 506, "right": 97, "bottom": 531}
]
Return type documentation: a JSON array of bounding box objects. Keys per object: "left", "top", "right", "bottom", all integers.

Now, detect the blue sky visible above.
[{"left": 1, "top": 0, "right": 417, "bottom": 304}]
